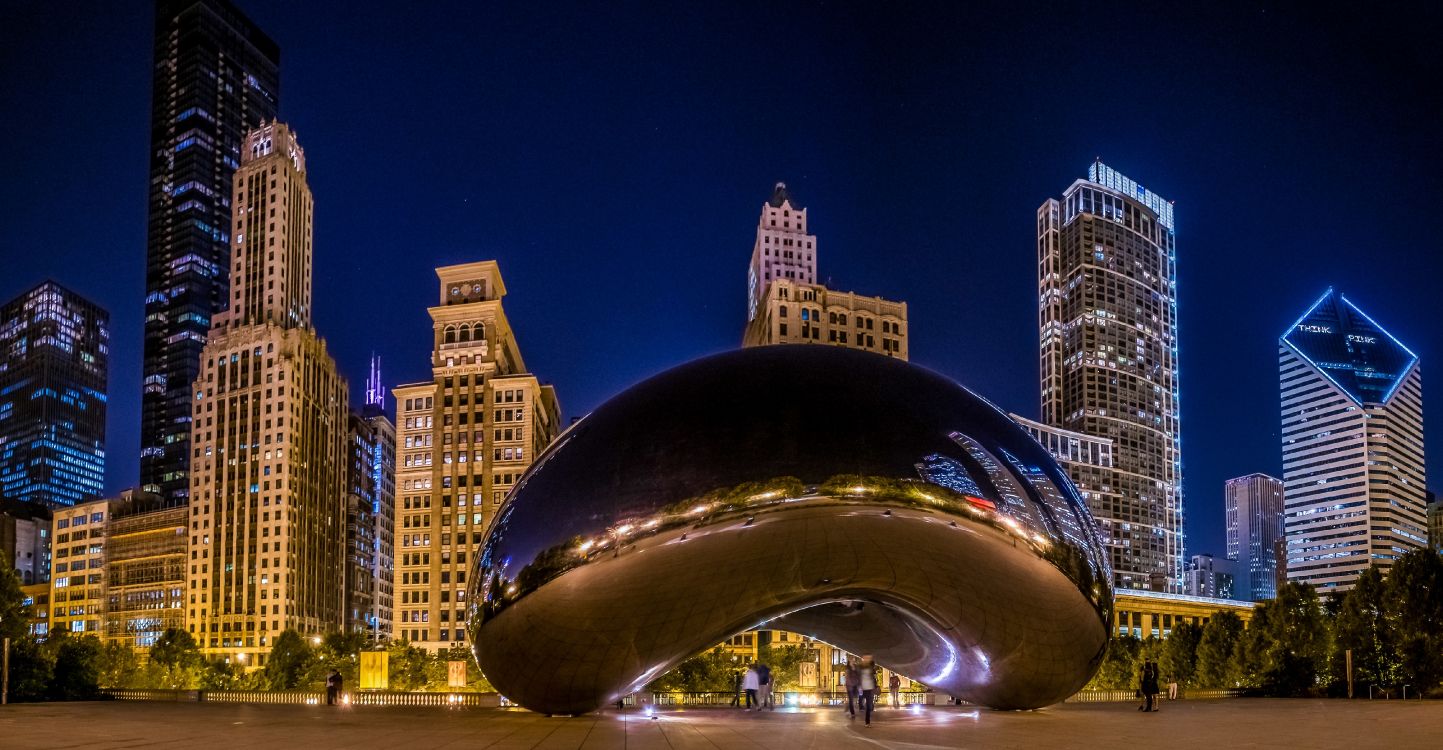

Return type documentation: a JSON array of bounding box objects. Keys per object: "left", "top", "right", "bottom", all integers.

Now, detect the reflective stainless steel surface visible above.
[{"left": 469, "top": 346, "right": 1113, "bottom": 715}]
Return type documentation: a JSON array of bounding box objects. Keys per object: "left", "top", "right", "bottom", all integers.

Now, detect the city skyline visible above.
[{"left": 3, "top": 2, "right": 1441, "bottom": 560}]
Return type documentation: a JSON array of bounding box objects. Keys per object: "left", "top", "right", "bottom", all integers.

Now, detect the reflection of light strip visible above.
[
  {"left": 963, "top": 495, "right": 995, "bottom": 510},
  {"left": 921, "top": 639, "right": 960, "bottom": 684}
]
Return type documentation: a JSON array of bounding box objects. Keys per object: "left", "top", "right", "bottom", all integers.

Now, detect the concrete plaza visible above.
[{"left": 2, "top": 698, "right": 1439, "bottom": 749}]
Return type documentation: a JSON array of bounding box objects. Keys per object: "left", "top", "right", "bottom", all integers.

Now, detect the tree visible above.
[
  {"left": 149, "top": 628, "right": 202, "bottom": 689},
  {"left": 1331, "top": 566, "right": 1398, "bottom": 693},
  {"left": 1246, "top": 582, "right": 1330, "bottom": 695},
  {"left": 97, "top": 640, "right": 142, "bottom": 688},
  {"left": 1159, "top": 621, "right": 1203, "bottom": 687},
  {"left": 0, "top": 556, "right": 26, "bottom": 643},
  {"left": 384, "top": 640, "right": 432, "bottom": 691},
  {"left": 50, "top": 634, "right": 103, "bottom": 699},
  {"left": 649, "top": 647, "right": 737, "bottom": 692},
  {"left": 305, "top": 632, "right": 368, "bottom": 689},
  {"left": 1085, "top": 635, "right": 1142, "bottom": 690},
  {"left": 1383, "top": 549, "right": 1443, "bottom": 693},
  {"left": 757, "top": 644, "right": 816, "bottom": 691},
  {"left": 4, "top": 635, "right": 55, "bottom": 701},
  {"left": 263, "top": 630, "right": 314, "bottom": 690},
  {"left": 1194, "top": 610, "right": 1244, "bottom": 688}
]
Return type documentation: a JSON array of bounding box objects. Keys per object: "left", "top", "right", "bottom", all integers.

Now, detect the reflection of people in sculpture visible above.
[
  {"left": 742, "top": 664, "right": 760, "bottom": 709},
  {"left": 858, "top": 655, "right": 879, "bottom": 726}
]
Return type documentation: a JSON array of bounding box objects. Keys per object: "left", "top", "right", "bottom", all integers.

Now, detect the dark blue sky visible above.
[{"left": 3, "top": 1, "right": 1440, "bottom": 557}]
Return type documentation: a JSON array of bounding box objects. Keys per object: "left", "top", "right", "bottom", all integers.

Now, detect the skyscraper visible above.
[
  {"left": 1182, "top": 553, "right": 1235, "bottom": 600},
  {"left": 746, "top": 183, "right": 817, "bottom": 322},
  {"left": 185, "top": 123, "right": 349, "bottom": 662},
  {"left": 1037, "top": 161, "right": 1182, "bottom": 592},
  {"left": 0, "top": 281, "right": 110, "bottom": 509},
  {"left": 392, "top": 261, "right": 560, "bottom": 651},
  {"left": 1224, "top": 473, "right": 1284, "bottom": 601},
  {"left": 141, "top": 0, "right": 280, "bottom": 503},
  {"left": 1280, "top": 289, "right": 1426, "bottom": 594},
  {"left": 345, "top": 355, "right": 396, "bottom": 643}
]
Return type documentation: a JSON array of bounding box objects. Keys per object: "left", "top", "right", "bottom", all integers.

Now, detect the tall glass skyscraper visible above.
[
  {"left": 1037, "top": 160, "right": 1182, "bottom": 592},
  {"left": 140, "top": 0, "right": 279, "bottom": 502},
  {"left": 1224, "top": 473, "right": 1284, "bottom": 601},
  {"left": 0, "top": 282, "right": 110, "bottom": 508},
  {"left": 1280, "top": 289, "right": 1426, "bottom": 594}
]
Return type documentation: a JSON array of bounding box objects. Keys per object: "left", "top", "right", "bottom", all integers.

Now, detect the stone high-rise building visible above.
[
  {"left": 741, "top": 183, "right": 907, "bottom": 359},
  {"left": 747, "top": 183, "right": 817, "bottom": 323},
  {"left": 1037, "top": 160, "right": 1182, "bottom": 592},
  {"left": 185, "top": 123, "right": 349, "bottom": 663},
  {"left": 0, "top": 281, "right": 110, "bottom": 509},
  {"left": 1280, "top": 289, "right": 1426, "bottom": 594},
  {"left": 1224, "top": 473, "right": 1284, "bottom": 601},
  {"left": 392, "top": 262, "right": 560, "bottom": 651},
  {"left": 141, "top": 0, "right": 281, "bottom": 503}
]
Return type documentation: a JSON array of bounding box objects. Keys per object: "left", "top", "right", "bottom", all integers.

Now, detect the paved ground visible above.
[{"left": 1, "top": 698, "right": 1440, "bottom": 749}]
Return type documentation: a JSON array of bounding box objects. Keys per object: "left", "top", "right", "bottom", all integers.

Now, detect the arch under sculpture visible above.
[{"left": 468, "top": 346, "right": 1113, "bottom": 715}]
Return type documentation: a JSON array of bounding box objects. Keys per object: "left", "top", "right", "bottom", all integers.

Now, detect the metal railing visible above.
[
  {"left": 103, "top": 689, "right": 500, "bottom": 707},
  {"left": 1065, "top": 688, "right": 1241, "bottom": 703},
  {"left": 103, "top": 687, "right": 1240, "bottom": 708}
]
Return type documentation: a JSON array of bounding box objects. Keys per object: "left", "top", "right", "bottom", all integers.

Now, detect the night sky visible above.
[{"left": 3, "top": 2, "right": 1441, "bottom": 558}]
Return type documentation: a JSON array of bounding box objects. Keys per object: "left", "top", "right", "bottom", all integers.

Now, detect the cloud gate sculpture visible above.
[{"left": 468, "top": 346, "right": 1113, "bottom": 715}]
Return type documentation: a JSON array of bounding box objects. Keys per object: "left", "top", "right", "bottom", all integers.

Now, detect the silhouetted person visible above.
[
  {"left": 756, "top": 662, "right": 774, "bottom": 710},
  {"left": 889, "top": 672, "right": 901, "bottom": 708},
  {"left": 325, "top": 670, "right": 342, "bottom": 706},
  {"left": 731, "top": 670, "right": 742, "bottom": 707}
]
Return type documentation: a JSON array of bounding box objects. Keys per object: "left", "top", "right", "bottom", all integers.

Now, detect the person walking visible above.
[
  {"left": 730, "top": 669, "right": 742, "bottom": 707},
  {"left": 325, "top": 669, "right": 342, "bottom": 706},
  {"left": 742, "top": 664, "right": 760, "bottom": 710},
  {"left": 858, "top": 655, "right": 879, "bottom": 727},
  {"left": 756, "top": 662, "right": 774, "bottom": 711},
  {"left": 844, "top": 660, "right": 860, "bottom": 717},
  {"left": 1139, "top": 660, "right": 1160, "bottom": 712},
  {"left": 889, "top": 672, "right": 901, "bottom": 708}
]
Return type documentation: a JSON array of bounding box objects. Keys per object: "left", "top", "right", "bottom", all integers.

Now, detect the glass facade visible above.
[
  {"left": 140, "top": 0, "right": 280, "bottom": 502},
  {"left": 0, "top": 282, "right": 110, "bottom": 509}
]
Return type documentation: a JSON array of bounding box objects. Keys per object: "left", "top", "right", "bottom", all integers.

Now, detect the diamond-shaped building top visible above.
[{"left": 1281, "top": 289, "right": 1418, "bottom": 405}]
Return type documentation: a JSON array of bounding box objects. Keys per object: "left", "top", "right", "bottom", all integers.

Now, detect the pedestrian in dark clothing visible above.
[
  {"left": 889, "top": 672, "right": 901, "bottom": 708},
  {"left": 1139, "top": 660, "right": 1159, "bottom": 712},
  {"left": 844, "top": 660, "right": 860, "bottom": 717},
  {"left": 859, "top": 656, "right": 879, "bottom": 726},
  {"left": 756, "top": 662, "right": 774, "bottom": 710},
  {"left": 731, "top": 670, "right": 742, "bottom": 707},
  {"left": 325, "top": 669, "right": 342, "bottom": 706}
]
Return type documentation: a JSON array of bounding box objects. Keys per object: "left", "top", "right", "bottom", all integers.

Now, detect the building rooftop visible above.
[{"left": 1281, "top": 288, "right": 1418, "bottom": 405}]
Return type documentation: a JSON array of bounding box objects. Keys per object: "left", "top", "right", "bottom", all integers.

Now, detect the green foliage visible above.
[
  {"left": 1381, "top": 549, "right": 1443, "bottom": 693},
  {"left": 97, "top": 640, "right": 142, "bottom": 688},
  {"left": 1159, "top": 621, "right": 1203, "bottom": 687},
  {"left": 149, "top": 628, "right": 203, "bottom": 689},
  {"left": 49, "top": 633, "right": 104, "bottom": 699},
  {"left": 1244, "top": 582, "right": 1329, "bottom": 695},
  {"left": 757, "top": 644, "right": 816, "bottom": 691},
  {"left": 263, "top": 630, "right": 314, "bottom": 690},
  {"left": 1194, "top": 610, "right": 1244, "bottom": 688},
  {"left": 1331, "top": 566, "right": 1398, "bottom": 691},
  {"left": 384, "top": 639, "right": 433, "bottom": 691},
  {"left": 304, "top": 631, "right": 367, "bottom": 689},
  {"left": 648, "top": 647, "right": 739, "bottom": 692},
  {"left": 0, "top": 556, "right": 27, "bottom": 643},
  {"left": 1086, "top": 635, "right": 1142, "bottom": 689},
  {"left": 6, "top": 635, "right": 56, "bottom": 701}
]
